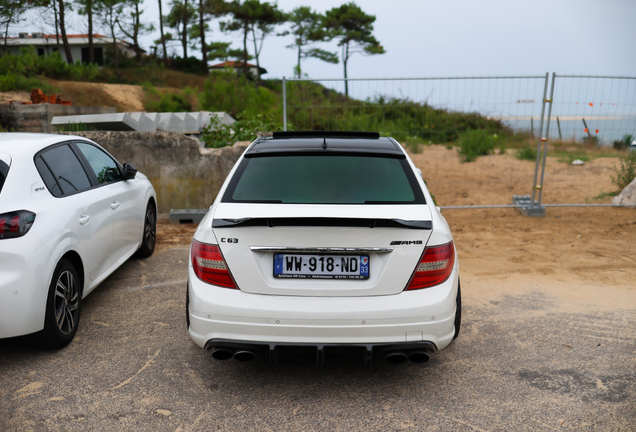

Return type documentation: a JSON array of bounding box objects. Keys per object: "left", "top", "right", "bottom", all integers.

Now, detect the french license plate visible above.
[{"left": 273, "top": 254, "right": 369, "bottom": 279}]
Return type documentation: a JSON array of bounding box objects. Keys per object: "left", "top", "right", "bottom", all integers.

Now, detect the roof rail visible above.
[{"left": 272, "top": 131, "right": 380, "bottom": 139}]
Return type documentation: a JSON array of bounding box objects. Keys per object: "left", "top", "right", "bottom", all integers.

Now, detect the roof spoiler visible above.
[{"left": 272, "top": 131, "right": 380, "bottom": 139}]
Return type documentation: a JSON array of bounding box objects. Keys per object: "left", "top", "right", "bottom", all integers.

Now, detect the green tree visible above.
[
  {"left": 282, "top": 6, "right": 337, "bottom": 78},
  {"left": 157, "top": 0, "right": 168, "bottom": 63},
  {"left": 57, "top": 0, "right": 74, "bottom": 63},
  {"left": 76, "top": 0, "right": 96, "bottom": 63},
  {"left": 118, "top": 0, "right": 154, "bottom": 62},
  {"left": 220, "top": 0, "right": 284, "bottom": 78},
  {"left": 95, "top": 0, "right": 126, "bottom": 81},
  {"left": 205, "top": 40, "right": 243, "bottom": 62},
  {"left": 324, "top": 2, "right": 385, "bottom": 96},
  {"left": 248, "top": 1, "right": 284, "bottom": 79},
  {"left": 190, "top": 0, "right": 230, "bottom": 73},
  {"left": 166, "top": 0, "right": 197, "bottom": 58},
  {"left": 1, "top": 0, "right": 29, "bottom": 55}
]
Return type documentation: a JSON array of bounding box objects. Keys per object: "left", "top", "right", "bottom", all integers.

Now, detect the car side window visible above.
[
  {"left": 37, "top": 144, "right": 92, "bottom": 197},
  {"left": 75, "top": 142, "right": 122, "bottom": 184}
]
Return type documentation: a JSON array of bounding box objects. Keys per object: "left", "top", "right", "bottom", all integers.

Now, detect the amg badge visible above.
[{"left": 390, "top": 240, "right": 423, "bottom": 245}]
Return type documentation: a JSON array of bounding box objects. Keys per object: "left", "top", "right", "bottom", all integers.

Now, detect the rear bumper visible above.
[
  {"left": 187, "top": 266, "right": 459, "bottom": 352},
  {"left": 0, "top": 235, "right": 51, "bottom": 339},
  {"left": 205, "top": 338, "right": 438, "bottom": 366}
]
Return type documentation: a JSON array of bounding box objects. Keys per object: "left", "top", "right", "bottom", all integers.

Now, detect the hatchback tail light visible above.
[
  {"left": 405, "top": 241, "right": 455, "bottom": 290},
  {"left": 191, "top": 240, "right": 237, "bottom": 289},
  {"left": 0, "top": 210, "right": 36, "bottom": 240}
]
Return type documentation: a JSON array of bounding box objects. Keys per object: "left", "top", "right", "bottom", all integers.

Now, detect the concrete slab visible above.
[
  {"left": 50, "top": 113, "right": 139, "bottom": 131},
  {"left": 50, "top": 111, "right": 235, "bottom": 133}
]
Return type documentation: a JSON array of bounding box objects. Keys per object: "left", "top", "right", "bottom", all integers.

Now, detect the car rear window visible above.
[
  {"left": 223, "top": 155, "right": 425, "bottom": 204},
  {"left": 36, "top": 144, "right": 91, "bottom": 197}
]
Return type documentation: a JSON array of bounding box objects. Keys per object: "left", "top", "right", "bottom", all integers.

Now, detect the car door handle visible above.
[
  {"left": 79, "top": 214, "right": 91, "bottom": 225},
  {"left": 110, "top": 201, "right": 121, "bottom": 210}
]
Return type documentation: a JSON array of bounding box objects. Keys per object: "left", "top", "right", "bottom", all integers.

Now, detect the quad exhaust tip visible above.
[
  {"left": 211, "top": 347, "right": 235, "bottom": 361},
  {"left": 211, "top": 347, "right": 257, "bottom": 362},
  {"left": 385, "top": 350, "right": 431, "bottom": 364},
  {"left": 233, "top": 350, "right": 257, "bottom": 362},
  {"left": 385, "top": 351, "right": 409, "bottom": 365}
]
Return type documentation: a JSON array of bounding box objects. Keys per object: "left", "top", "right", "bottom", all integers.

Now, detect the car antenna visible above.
[{"left": 322, "top": 137, "right": 327, "bottom": 150}]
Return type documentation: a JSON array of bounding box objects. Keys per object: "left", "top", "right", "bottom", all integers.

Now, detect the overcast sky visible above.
[{"left": 19, "top": 0, "right": 636, "bottom": 79}]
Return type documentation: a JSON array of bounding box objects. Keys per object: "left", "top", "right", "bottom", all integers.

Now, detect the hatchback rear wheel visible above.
[
  {"left": 136, "top": 202, "right": 156, "bottom": 258},
  {"left": 32, "top": 259, "right": 81, "bottom": 348}
]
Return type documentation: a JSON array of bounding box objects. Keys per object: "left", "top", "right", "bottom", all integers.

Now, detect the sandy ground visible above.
[{"left": 407, "top": 146, "right": 620, "bottom": 206}]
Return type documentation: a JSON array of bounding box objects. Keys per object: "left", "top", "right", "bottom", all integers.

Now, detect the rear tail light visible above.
[
  {"left": 191, "top": 240, "right": 237, "bottom": 289},
  {"left": 0, "top": 210, "right": 36, "bottom": 240},
  {"left": 405, "top": 241, "right": 455, "bottom": 290}
]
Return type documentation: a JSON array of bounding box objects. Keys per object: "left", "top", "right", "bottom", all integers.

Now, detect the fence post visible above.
[
  {"left": 536, "top": 72, "right": 556, "bottom": 207},
  {"left": 514, "top": 73, "right": 549, "bottom": 216},
  {"left": 282, "top": 76, "right": 287, "bottom": 131}
]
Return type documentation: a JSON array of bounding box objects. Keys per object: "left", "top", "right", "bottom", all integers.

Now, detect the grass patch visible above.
[
  {"left": 515, "top": 145, "right": 537, "bottom": 161},
  {"left": 457, "top": 130, "right": 499, "bottom": 162},
  {"left": 611, "top": 151, "right": 636, "bottom": 190},
  {"left": 142, "top": 82, "right": 195, "bottom": 112},
  {"left": 593, "top": 191, "right": 620, "bottom": 200}
]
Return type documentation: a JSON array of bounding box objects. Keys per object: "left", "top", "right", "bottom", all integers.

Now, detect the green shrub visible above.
[
  {"left": 142, "top": 81, "right": 193, "bottom": 112},
  {"left": 457, "top": 130, "right": 499, "bottom": 162},
  {"left": 516, "top": 145, "right": 537, "bottom": 161},
  {"left": 201, "top": 111, "right": 283, "bottom": 148},
  {"left": 199, "top": 71, "right": 279, "bottom": 117},
  {"left": 39, "top": 51, "right": 69, "bottom": 78},
  {"left": 69, "top": 61, "right": 99, "bottom": 81},
  {"left": 611, "top": 151, "right": 636, "bottom": 190},
  {"left": 613, "top": 134, "right": 634, "bottom": 150}
]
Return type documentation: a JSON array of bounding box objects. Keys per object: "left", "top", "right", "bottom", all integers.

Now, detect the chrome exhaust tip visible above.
[
  {"left": 407, "top": 350, "right": 430, "bottom": 363},
  {"left": 385, "top": 351, "right": 409, "bottom": 365},
  {"left": 233, "top": 350, "right": 257, "bottom": 362},
  {"left": 211, "top": 347, "right": 235, "bottom": 361}
]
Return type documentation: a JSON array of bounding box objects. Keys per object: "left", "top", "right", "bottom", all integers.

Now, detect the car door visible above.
[
  {"left": 35, "top": 143, "right": 114, "bottom": 281},
  {"left": 74, "top": 142, "right": 145, "bottom": 264}
]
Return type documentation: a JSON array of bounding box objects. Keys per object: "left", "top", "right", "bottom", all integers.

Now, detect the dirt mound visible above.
[
  {"left": 0, "top": 91, "right": 30, "bottom": 104},
  {"left": 43, "top": 80, "right": 146, "bottom": 112}
]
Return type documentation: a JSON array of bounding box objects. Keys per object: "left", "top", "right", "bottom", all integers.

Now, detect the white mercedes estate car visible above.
[
  {"left": 187, "top": 131, "right": 460, "bottom": 365},
  {"left": 0, "top": 133, "right": 157, "bottom": 348}
]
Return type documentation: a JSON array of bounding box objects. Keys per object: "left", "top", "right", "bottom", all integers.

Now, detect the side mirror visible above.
[{"left": 122, "top": 163, "right": 137, "bottom": 180}]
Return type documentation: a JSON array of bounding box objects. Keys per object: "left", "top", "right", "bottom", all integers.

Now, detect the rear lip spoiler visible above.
[
  {"left": 213, "top": 217, "right": 432, "bottom": 230},
  {"left": 250, "top": 246, "right": 393, "bottom": 254}
]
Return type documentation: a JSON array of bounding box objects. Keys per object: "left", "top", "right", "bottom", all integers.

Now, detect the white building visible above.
[{"left": 0, "top": 33, "right": 139, "bottom": 65}]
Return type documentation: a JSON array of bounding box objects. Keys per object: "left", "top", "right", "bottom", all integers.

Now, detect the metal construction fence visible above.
[{"left": 281, "top": 74, "right": 636, "bottom": 211}]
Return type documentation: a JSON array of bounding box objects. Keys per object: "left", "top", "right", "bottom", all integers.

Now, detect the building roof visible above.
[
  {"left": 3, "top": 33, "right": 108, "bottom": 40},
  {"left": 1, "top": 33, "right": 139, "bottom": 49}
]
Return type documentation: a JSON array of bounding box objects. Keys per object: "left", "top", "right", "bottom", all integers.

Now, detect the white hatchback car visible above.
[
  {"left": 0, "top": 133, "right": 157, "bottom": 348},
  {"left": 187, "top": 131, "right": 460, "bottom": 365}
]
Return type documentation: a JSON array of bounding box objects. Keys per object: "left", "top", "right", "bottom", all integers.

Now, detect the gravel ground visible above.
[{"left": 1, "top": 209, "right": 635, "bottom": 432}]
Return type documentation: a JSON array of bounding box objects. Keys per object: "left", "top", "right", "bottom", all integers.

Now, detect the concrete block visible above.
[
  {"left": 128, "top": 112, "right": 157, "bottom": 131},
  {"left": 51, "top": 113, "right": 139, "bottom": 131}
]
